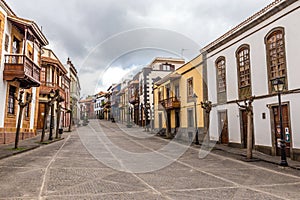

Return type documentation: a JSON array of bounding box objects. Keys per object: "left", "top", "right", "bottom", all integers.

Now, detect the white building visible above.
[{"left": 202, "top": 0, "right": 300, "bottom": 161}]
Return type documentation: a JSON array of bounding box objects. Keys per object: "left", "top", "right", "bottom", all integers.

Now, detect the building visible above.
[
  {"left": 38, "top": 48, "right": 70, "bottom": 132},
  {"left": 79, "top": 96, "right": 95, "bottom": 120},
  {"left": 94, "top": 91, "right": 107, "bottom": 119},
  {"left": 138, "top": 57, "right": 185, "bottom": 127},
  {"left": 0, "top": 1, "right": 48, "bottom": 144},
  {"left": 128, "top": 73, "right": 140, "bottom": 126},
  {"left": 65, "top": 58, "right": 81, "bottom": 126},
  {"left": 154, "top": 55, "right": 205, "bottom": 141},
  {"left": 202, "top": 0, "right": 300, "bottom": 161}
]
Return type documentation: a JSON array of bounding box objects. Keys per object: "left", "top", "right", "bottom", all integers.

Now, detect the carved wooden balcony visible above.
[
  {"left": 40, "top": 82, "right": 66, "bottom": 101},
  {"left": 161, "top": 97, "right": 181, "bottom": 110},
  {"left": 3, "top": 54, "right": 41, "bottom": 88}
]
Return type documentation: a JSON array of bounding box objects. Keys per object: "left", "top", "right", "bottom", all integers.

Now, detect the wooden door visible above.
[
  {"left": 219, "top": 111, "right": 228, "bottom": 144},
  {"left": 37, "top": 103, "right": 46, "bottom": 129},
  {"left": 273, "top": 105, "right": 291, "bottom": 157},
  {"left": 241, "top": 110, "right": 248, "bottom": 148}
]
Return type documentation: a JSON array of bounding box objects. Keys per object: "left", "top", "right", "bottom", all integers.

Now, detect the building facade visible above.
[
  {"left": 154, "top": 55, "right": 205, "bottom": 141},
  {"left": 203, "top": 0, "right": 300, "bottom": 161},
  {"left": 38, "top": 48, "right": 70, "bottom": 131},
  {"left": 0, "top": 1, "right": 48, "bottom": 144}
]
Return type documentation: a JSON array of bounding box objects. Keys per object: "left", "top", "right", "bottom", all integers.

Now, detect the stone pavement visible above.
[
  {"left": 0, "top": 125, "right": 299, "bottom": 170},
  {"left": 0, "top": 120, "right": 300, "bottom": 199}
]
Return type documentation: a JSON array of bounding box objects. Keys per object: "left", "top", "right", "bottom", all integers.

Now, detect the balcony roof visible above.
[
  {"left": 7, "top": 15, "right": 48, "bottom": 46},
  {"left": 155, "top": 72, "right": 181, "bottom": 86}
]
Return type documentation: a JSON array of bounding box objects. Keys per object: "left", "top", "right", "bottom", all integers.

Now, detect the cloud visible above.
[{"left": 8, "top": 0, "right": 273, "bottom": 95}]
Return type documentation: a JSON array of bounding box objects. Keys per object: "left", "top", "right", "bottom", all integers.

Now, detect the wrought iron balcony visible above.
[{"left": 3, "top": 54, "right": 41, "bottom": 88}]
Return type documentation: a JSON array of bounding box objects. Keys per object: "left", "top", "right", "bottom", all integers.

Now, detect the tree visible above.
[
  {"left": 15, "top": 91, "right": 32, "bottom": 149},
  {"left": 201, "top": 100, "right": 212, "bottom": 146},
  {"left": 236, "top": 96, "right": 254, "bottom": 159}
]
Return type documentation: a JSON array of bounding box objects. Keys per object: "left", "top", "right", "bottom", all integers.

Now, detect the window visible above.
[
  {"left": 236, "top": 45, "right": 252, "bottom": 99},
  {"left": 4, "top": 34, "right": 9, "bottom": 52},
  {"left": 187, "top": 109, "right": 194, "bottom": 127},
  {"left": 175, "top": 85, "right": 180, "bottom": 99},
  {"left": 160, "top": 63, "right": 175, "bottom": 71},
  {"left": 265, "top": 27, "right": 287, "bottom": 92},
  {"left": 237, "top": 45, "right": 251, "bottom": 88},
  {"left": 187, "top": 78, "right": 193, "bottom": 97},
  {"left": 8, "top": 86, "right": 16, "bottom": 114},
  {"left": 24, "top": 93, "right": 30, "bottom": 118},
  {"left": 216, "top": 57, "right": 226, "bottom": 93}
]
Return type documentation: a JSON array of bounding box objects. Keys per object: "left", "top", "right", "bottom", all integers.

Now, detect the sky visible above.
[{"left": 8, "top": 0, "right": 273, "bottom": 96}]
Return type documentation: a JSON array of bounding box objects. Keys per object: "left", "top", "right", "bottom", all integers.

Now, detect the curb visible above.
[{"left": 0, "top": 138, "right": 65, "bottom": 160}]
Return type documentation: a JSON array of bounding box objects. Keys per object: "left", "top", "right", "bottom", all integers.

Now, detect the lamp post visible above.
[
  {"left": 272, "top": 78, "right": 288, "bottom": 167},
  {"left": 192, "top": 93, "right": 199, "bottom": 145},
  {"left": 48, "top": 89, "right": 57, "bottom": 141},
  {"left": 41, "top": 89, "right": 56, "bottom": 142}
]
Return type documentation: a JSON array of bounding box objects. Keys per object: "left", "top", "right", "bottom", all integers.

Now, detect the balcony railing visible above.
[
  {"left": 129, "top": 95, "right": 139, "bottom": 104},
  {"left": 40, "top": 82, "right": 66, "bottom": 100},
  {"left": 3, "top": 54, "right": 41, "bottom": 88},
  {"left": 160, "top": 97, "right": 180, "bottom": 110}
]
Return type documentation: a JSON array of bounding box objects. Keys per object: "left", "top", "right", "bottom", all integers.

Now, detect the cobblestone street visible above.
[{"left": 0, "top": 119, "right": 300, "bottom": 200}]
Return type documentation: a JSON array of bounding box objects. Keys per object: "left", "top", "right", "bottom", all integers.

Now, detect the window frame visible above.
[
  {"left": 265, "top": 27, "right": 288, "bottom": 93},
  {"left": 8, "top": 85, "right": 16, "bottom": 115},
  {"left": 216, "top": 56, "right": 226, "bottom": 93},
  {"left": 236, "top": 44, "right": 252, "bottom": 99}
]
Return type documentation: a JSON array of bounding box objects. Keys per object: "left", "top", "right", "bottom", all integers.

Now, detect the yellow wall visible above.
[
  {"left": 153, "top": 54, "right": 204, "bottom": 130},
  {"left": 178, "top": 55, "right": 204, "bottom": 128}
]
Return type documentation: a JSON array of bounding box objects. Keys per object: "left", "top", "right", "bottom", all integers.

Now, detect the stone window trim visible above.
[{"left": 265, "top": 27, "right": 288, "bottom": 93}]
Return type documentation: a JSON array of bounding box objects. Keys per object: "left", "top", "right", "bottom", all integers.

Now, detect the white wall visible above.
[{"left": 206, "top": 1, "right": 300, "bottom": 147}]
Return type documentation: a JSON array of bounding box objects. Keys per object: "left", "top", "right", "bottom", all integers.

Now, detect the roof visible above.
[
  {"left": 149, "top": 57, "right": 185, "bottom": 66},
  {"left": 155, "top": 72, "right": 181, "bottom": 86},
  {"left": 201, "top": 0, "right": 290, "bottom": 53},
  {"left": 42, "top": 48, "right": 67, "bottom": 74}
]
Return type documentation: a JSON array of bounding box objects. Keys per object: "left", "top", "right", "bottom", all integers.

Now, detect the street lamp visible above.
[
  {"left": 192, "top": 93, "right": 199, "bottom": 145},
  {"left": 48, "top": 89, "right": 56, "bottom": 140},
  {"left": 272, "top": 78, "right": 288, "bottom": 167}
]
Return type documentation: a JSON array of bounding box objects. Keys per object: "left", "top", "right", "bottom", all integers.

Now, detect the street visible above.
[{"left": 0, "top": 119, "right": 300, "bottom": 200}]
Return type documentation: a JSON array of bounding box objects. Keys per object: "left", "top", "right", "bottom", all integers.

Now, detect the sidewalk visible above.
[
  {"left": 0, "top": 131, "right": 65, "bottom": 160},
  {"left": 197, "top": 142, "right": 300, "bottom": 170}
]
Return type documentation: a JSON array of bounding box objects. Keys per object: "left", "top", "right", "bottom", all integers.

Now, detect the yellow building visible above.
[{"left": 154, "top": 55, "right": 205, "bottom": 141}]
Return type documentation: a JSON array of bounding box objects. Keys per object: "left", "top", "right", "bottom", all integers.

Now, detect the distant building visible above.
[
  {"left": 138, "top": 57, "right": 185, "bottom": 127},
  {"left": 65, "top": 58, "right": 81, "bottom": 126}
]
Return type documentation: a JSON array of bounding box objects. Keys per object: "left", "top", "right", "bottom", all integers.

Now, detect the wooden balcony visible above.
[
  {"left": 129, "top": 95, "right": 139, "bottom": 104},
  {"left": 40, "top": 82, "right": 66, "bottom": 101},
  {"left": 3, "top": 54, "right": 41, "bottom": 88},
  {"left": 161, "top": 97, "right": 180, "bottom": 110}
]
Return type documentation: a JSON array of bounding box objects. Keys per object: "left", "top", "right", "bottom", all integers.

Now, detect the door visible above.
[
  {"left": 158, "top": 113, "right": 162, "bottom": 130},
  {"left": 175, "top": 110, "right": 180, "bottom": 134},
  {"left": 219, "top": 111, "right": 228, "bottom": 144},
  {"left": 37, "top": 103, "right": 46, "bottom": 129},
  {"left": 272, "top": 105, "right": 291, "bottom": 157},
  {"left": 167, "top": 111, "right": 171, "bottom": 134},
  {"left": 241, "top": 110, "right": 248, "bottom": 148}
]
